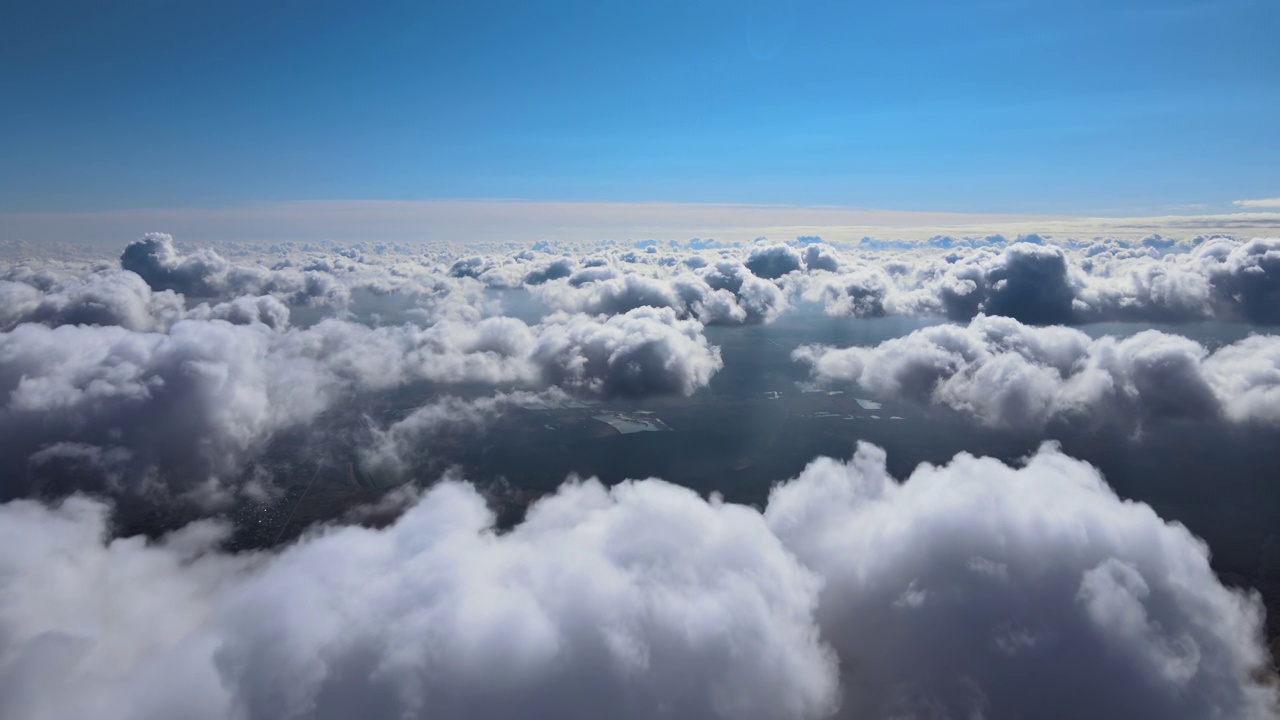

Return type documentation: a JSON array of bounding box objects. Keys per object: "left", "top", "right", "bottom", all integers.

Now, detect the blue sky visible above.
[{"left": 2, "top": 0, "right": 1277, "bottom": 216}]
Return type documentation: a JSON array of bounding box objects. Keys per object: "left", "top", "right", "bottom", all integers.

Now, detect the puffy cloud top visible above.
[
  {"left": 937, "top": 243, "right": 1079, "bottom": 325},
  {"left": 1, "top": 270, "right": 185, "bottom": 332},
  {"left": 1203, "top": 237, "right": 1280, "bottom": 324},
  {"left": 0, "top": 305, "right": 722, "bottom": 501},
  {"left": 796, "top": 315, "right": 1280, "bottom": 430},
  {"left": 744, "top": 244, "right": 803, "bottom": 279},
  {"left": 0, "top": 444, "right": 1272, "bottom": 719},
  {"left": 767, "top": 443, "right": 1276, "bottom": 719},
  {"left": 532, "top": 307, "right": 723, "bottom": 398},
  {"left": 121, "top": 233, "right": 350, "bottom": 307}
]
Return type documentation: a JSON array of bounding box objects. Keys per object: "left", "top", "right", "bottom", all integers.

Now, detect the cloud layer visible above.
[
  {"left": 3, "top": 232, "right": 1279, "bottom": 719},
  {"left": 0, "top": 444, "right": 1273, "bottom": 719},
  {"left": 0, "top": 306, "right": 720, "bottom": 502},
  {"left": 7, "top": 232, "right": 1280, "bottom": 505}
]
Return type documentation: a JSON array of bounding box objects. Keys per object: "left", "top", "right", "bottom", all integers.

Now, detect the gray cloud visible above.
[
  {"left": 745, "top": 243, "right": 803, "bottom": 279},
  {"left": 1201, "top": 237, "right": 1280, "bottom": 324},
  {"left": 801, "top": 244, "right": 841, "bottom": 273},
  {"left": 935, "top": 243, "right": 1079, "bottom": 325},
  {"left": 698, "top": 260, "right": 787, "bottom": 323},
  {"left": 521, "top": 257, "right": 574, "bottom": 285},
  {"left": 121, "top": 233, "right": 350, "bottom": 307}
]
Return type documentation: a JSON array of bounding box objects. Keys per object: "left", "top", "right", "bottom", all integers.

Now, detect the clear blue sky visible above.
[{"left": 2, "top": 0, "right": 1277, "bottom": 215}]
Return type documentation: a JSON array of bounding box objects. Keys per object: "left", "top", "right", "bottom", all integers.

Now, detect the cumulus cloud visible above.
[
  {"left": 915, "top": 236, "right": 1280, "bottom": 326},
  {"left": 531, "top": 307, "right": 723, "bottom": 397},
  {"left": 1200, "top": 237, "right": 1280, "bottom": 324},
  {"left": 744, "top": 243, "right": 803, "bottom": 279},
  {"left": 531, "top": 260, "right": 786, "bottom": 326},
  {"left": 185, "top": 295, "right": 291, "bottom": 329},
  {"left": 0, "top": 305, "right": 722, "bottom": 501},
  {"left": 120, "top": 233, "right": 229, "bottom": 296},
  {"left": 1, "top": 268, "right": 186, "bottom": 332},
  {"left": 0, "top": 320, "right": 337, "bottom": 501},
  {"left": 521, "top": 257, "right": 574, "bottom": 285},
  {"left": 1075, "top": 255, "right": 1214, "bottom": 324},
  {"left": 801, "top": 243, "right": 841, "bottom": 272},
  {"left": 934, "top": 243, "right": 1080, "bottom": 325},
  {"left": 766, "top": 443, "right": 1276, "bottom": 719},
  {"left": 1072, "top": 237, "right": 1280, "bottom": 325},
  {"left": 791, "top": 262, "right": 937, "bottom": 318},
  {"left": 537, "top": 273, "right": 686, "bottom": 316},
  {"left": 98, "top": 232, "right": 1280, "bottom": 330},
  {"left": 795, "top": 315, "right": 1280, "bottom": 430},
  {"left": 447, "top": 255, "right": 489, "bottom": 279},
  {"left": 482, "top": 235, "right": 1275, "bottom": 328},
  {"left": 699, "top": 260, "right": 788, "bottom": 323},
  {"left": 121, "top": 233, "right": 350, "bottom": 307},
  {"left": 0, "top": 445, "right": 1272, "bottom": 719},
  {"left": 0, "top": 479, "right": 836, "bottom": 720}
]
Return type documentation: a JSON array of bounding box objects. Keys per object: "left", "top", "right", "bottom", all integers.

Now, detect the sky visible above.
[{"left": 1, "top": 0, "right": 1278, "bottom": 225}]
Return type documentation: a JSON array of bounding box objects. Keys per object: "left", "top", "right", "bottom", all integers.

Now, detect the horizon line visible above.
[{"left": 3, "top": 198, "right": 1279, "bottom": 245}]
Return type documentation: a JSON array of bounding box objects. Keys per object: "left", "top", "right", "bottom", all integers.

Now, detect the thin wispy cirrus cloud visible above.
[{"left": 1234, "top": 198, "right": 1280, "bottom": 210}]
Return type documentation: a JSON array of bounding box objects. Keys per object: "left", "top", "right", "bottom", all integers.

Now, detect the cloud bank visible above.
[
  {"left": 0, "top": 306, "right": 720, "bottom": 502},
  {"left": 0, "top": 444, "right": 1273, "bottom": 719},
  {"left": 2, "top": 232, "right": 1279, "bottom": 719},
  {"left": 796, "top": 315, "right": 1280, "bottom": 430},
  {"left": 8, "top": 232, "right": 1280, "bottom": 506}
]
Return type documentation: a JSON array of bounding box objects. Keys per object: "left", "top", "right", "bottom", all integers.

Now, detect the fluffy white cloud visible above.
[
  {"left": 0, "top": 320, "right": 336, "bottom": 500},
  {"left": 14, "top": 233, "right": 1280, "bottom": 333},
  {"left": 531, "top": 307, "right": 723, "bottom": 397},
  {"left": 10, "top": 232, "right": 1280, "bottom": 509},
  {"left": 0, "top": 445, "right": 1272, "bottom": 719},
  {"left": 531, "top": 261, "right": 787, "bottom": 326},
  {"left": 767, "top": 443, "right": 1276, "bottom": 719},
  {"left": 795, "top": 315, "right": 1280, "bottom": 429},
  {"left": 0, "top": 478, "right": 836, "bottom": 720},
  {"left": 0, "top": 269, "right": 187, "bottom": 332},
  {"left": 0, "top": 305, "right": 722, "bottom": 500}
]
